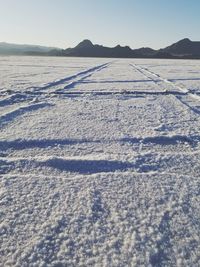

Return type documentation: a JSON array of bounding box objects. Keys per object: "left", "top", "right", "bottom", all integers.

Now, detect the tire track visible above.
[
  {"left": 0, "top": 62, "right": 111, "bottom": 107},
  {"left": 37, "top": 62, "right": 111, "bottom": 93},
  {"left": 131, "top": 63, "right": 200, "bottom": 115},
  {"left": 131, "top": 63, "right": 188, "bottom": 93},
  {"left": 0, "top": 62, "right": 111, "bottom": 126},
  {"left": 0, "top": 102, "right": 54, "bottom": 128}
]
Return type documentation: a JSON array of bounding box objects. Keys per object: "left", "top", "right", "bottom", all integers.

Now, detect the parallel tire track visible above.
[
  {"left": 131, "top": 63, "right": 188, "bottom": 93},
  {"left": 0, "top": 62, "right": 111, "bottom": 126},
  {"left": 131, "top": 63, "right": 200, "bottom": 115},
  {"left": 0, "top": 62, "right": 111, "bottom": 107},
  {"left": 36, "top": 62, "right": 111, "bottom": 93}
]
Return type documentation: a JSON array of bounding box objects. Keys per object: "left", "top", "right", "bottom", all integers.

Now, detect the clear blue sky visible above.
[{"left": 0, "top": 0, "right": 199, "bottom": 49}]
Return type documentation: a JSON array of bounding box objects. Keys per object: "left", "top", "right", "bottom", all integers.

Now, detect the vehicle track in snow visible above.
[
  {"left": 1, "top": 58, "right": 200, "bottom": 266},
  {"left": 131, "top": 63, "right": 188, "bottom": 93},
  {"left": 0, "top": 62, "right": 111, "bottom": 107},
  {"left": 131, "top": 63, "right": 200, "bottom": 115},
  {"left": 37, "top": 62, "right": 111, "bottom": 93},
  {"left": 0, "top": 62, "right": 112, "bottom": 127},
  {"left": 0, "top": 102, "right": 54, "bottom": 129}
]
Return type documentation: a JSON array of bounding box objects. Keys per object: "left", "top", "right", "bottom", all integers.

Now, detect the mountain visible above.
[
  {"left": 75, "top": 39, "right": 93, "bottom": 49},
  {"left": 133, "top": 47, "right": 157, "bottom": 57},
  {"left": 56, "top": 39, "right": 200, "bottom": 59},
  {"left": 0, "top": 39, "right": 200, "bottom": 59},
  {"left": 60, "top": 39, "right": 157, "bottom": 58},
  {"left": 62, "top": 40, "right": 134, "bottom": 58},
  {"left": 159, "top": 38, "right": 200, "bottom": 58},
  {"left": 0, "top": 42, "right": 60, "bottom": 55}
]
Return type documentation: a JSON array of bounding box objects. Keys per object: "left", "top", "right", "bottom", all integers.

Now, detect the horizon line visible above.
[{"left": 0, "top": 37, "right": 196, "bottom": 50}]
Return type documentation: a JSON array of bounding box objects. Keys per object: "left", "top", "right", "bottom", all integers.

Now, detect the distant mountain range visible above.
[
  {"left": 0, "top": 42, "right": 58, "bottom": 55},
  {"left": 1, "top": 38, "right": 200, "bottom": 59}
]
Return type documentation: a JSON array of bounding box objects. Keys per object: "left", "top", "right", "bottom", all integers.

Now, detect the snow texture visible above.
[{"left": 0, "top": 56, "right": 200, "bottom": 267}]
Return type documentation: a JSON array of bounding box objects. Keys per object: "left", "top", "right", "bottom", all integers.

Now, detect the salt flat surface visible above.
[{"left": 0, "top": 57, "right": 200, "bottom": 266}]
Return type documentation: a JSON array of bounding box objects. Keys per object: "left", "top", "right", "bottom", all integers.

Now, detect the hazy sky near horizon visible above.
[{"left": 0, "top": 0, "right": 199, "bottom": 49}]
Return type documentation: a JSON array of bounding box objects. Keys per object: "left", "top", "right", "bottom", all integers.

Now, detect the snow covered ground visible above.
[{"left": 0, "top": 56, "right": 200, "bottom": 266}]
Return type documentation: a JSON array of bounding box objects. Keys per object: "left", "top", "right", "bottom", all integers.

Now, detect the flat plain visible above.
[{"left": 0, "top": 56, "right": 200, "bottom": 266}]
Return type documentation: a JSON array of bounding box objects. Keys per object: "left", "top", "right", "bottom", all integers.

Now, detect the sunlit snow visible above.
[{"left": 0, "top": 56, "right": 200, "bottom": 266}]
